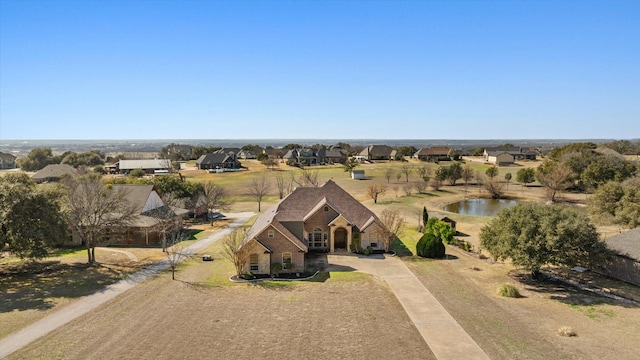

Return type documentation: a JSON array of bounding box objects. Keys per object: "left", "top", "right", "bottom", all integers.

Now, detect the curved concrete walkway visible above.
[
  {"left": 327, "top": 254, "right": 491, "bottom": 360},
  {"left": 0, "top": 212, "right": 255, "bottom": 359}
]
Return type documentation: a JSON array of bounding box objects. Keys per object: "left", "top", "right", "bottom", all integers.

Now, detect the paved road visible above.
[
  {"left": 327, "top": 254, "right": 491, "bottom": 360},
  {"left": 0, "top": 212, "right": 254, "bottom": 359}
]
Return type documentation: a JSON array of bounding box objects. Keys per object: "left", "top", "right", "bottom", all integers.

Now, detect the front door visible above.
[{"left": 334, "top": 228, "right": 347, "bottom": 251}]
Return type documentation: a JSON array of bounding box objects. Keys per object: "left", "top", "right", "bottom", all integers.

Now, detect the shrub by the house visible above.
[{"left": 416, "top": 233, "right": 445, "bottom": 258}]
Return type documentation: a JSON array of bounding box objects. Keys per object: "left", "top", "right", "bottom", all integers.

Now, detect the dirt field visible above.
[{"left": 7, "top": 258, "right": 435, "bottom": 360}]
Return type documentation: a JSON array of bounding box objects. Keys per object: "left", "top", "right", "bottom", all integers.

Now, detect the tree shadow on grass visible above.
[
  {"left": 510, "top": 270, "right": 639, "bottom": 309},
  {"left": 0, "top": 260, "right": 141, "bottom": 313}
]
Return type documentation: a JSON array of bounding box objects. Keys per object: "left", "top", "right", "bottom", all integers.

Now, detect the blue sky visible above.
[{"left": 0, "top": 0, "right": 638, "bottom": 140}]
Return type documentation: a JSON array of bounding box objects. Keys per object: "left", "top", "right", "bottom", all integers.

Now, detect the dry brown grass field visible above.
[{"left": 3, "top": 159, "right": 639, "bottom": 359}]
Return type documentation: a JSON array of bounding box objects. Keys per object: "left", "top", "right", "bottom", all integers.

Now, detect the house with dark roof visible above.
[
  {"left": 239, "top": 180, "right": 389, "bottom": 275},
  {"left": 31, "top": 164, "right": 78, "bottom": 183},
  {"left": 359, "top": 145, "right": 397, "bottom": 161},
  {"left": 596, "top": 227, "right": 640, "bottom": 286},
  {"left": 69, "top": 184, "right": 188, "bottom": 246},
  {"left": 196, "top": 152, "right": 240, "bottom": 170},
  {"left": 414, "top": 147, "right": 452, "bottom": 162},
  {"left": 0, "top": 151, "right": 17, "bottom": 169}
]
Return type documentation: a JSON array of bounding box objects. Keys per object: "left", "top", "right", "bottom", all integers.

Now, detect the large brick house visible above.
[
  {"left": 239, "top": 180, "right": 389, "bottom": 275},
  {"left": 69, "top": 184, "right": 187, "bottom": 246}
]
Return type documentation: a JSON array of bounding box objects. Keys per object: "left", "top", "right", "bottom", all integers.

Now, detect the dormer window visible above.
[
  {"left": 268, "top": 230, "right": 274, "bottom": 238},
  {"left": 324, "top": 206, "right": 329, "bottom": 212}
]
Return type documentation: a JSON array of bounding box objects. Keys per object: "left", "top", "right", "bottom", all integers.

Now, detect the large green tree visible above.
[
  {"left": 17, "top": 147, "right": 60, "bottom": 171},
  {"left": 480, "top": 203, "right": 609, "bottom": 279},
  {"left": 587, "top": 177, "right": 640, "bottom": 228},
  {"left": 0, "top": 173, "right": 68, "bottom": 259},
  {"left": 516, "top": 168, "right": 536, "bottom": 187}
]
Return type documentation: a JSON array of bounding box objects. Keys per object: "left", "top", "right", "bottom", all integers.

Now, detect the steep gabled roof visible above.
[
  {"left": 360, "top": 145, "right": 394, "bottom": 157},
  {"left": 242, "top": 180, "right": 385, "bottom": 250},
  {"left": 31, "top": 164, "right": 78, "bottom": 181},
  {"left": 0, "top": 151, "right": 17, "bottom": 161},
  {"left": 196, "top": 152, "right": 233, "bottom": 165}
]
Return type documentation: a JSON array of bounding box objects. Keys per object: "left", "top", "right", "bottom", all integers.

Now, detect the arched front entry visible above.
[{"left": 334, "top": 228, "right": 348, "bottom": 251}]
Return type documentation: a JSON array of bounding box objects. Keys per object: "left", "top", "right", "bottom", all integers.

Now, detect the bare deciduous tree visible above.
[
  {"left": 395, "top": 171, "right": 402, "bottom": 183},
  {"left": 475, "top": 170, "right": 485, "bottom": 193},
  {"left": 401, "top": 165, "right": 414, "bottom": 182},
  {"left": 377, "top": 209, "right": 405, "bottom": 252},
  {"left": 367, "top": 184, "right": 387, "bottom": 204},
  {"left": 484, "top": 180, "right": 505, "bottom": 199},
  {"left": 462, "top": 164, "right": 473, "bottom": 193},
  {"left": 537, "top": 163, "right": 573, "bottom": 202},
  {"left": 65, "top": 174, "right": 138, "bottom": 264},
  {"left": 293, "top": 168, "right": 320, "bottom": 187},
  {"left": 275, "top": 171, "right": 292, "bottom": 199},
  {"left": 222, "top": 227, "right": 250, "bottom": 277},
  {"left": 403, "top": 183, "right": 413, "bottom": 196},
  {"left": 413, "top": 181, "right": 428, "bottom": 194},
  {"left": 202, "top": 181, "right": 229, "bottom": 225},
  {"left": 384, "top": 167, "right": 395, "bottom": 183},
  {"left": 166, "top": 230, "right": 188, "bottom": 280},
  {"left": 147, "top": 192, "right": 181, "bottom": 252},
  {"left": 249, "top": 173, "right": 270, "bottom": 212}
]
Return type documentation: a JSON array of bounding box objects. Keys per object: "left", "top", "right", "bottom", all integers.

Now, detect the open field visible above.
[{"left": 7, "top": 240, "right": 435, "bottom": 360}]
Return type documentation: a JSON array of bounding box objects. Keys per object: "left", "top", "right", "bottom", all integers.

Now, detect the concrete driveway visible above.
[{"left": 327, "top": 254, "right": 491, "bottom": 360}]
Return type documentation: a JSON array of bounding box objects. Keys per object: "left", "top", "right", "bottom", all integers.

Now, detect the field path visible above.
[
  {"left": 327, "top": 254, "right": 491, "bottom": 360},
  {"left": 0, "top": 212, "right": 254, "bottom": 359}
]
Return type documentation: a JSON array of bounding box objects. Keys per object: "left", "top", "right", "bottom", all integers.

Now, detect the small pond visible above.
[{"left": 444, "top": 198, "right": 519, "bottom": 217}]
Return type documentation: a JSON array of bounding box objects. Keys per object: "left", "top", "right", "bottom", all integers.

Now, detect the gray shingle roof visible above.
[
  {"left": 604, "top": 227, "right": 640, "bottom": 261},
  {"left": 31, "top": 164, "right": 78, "bottom": 181}
]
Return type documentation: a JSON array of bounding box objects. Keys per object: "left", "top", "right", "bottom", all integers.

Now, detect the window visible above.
[
  {"left": 370, "top": 242, "right": 377, "bottom": 248},
  {"left": 268, "top": 230, "right": 274, "bottom": 238},
  {"left": 249, "top": 254, "right": 259, "bottom": 272},
  {"left": 324, "top": 206, "right": 329, "bottom": 212},
  {"left": 312, "top": 228, "right": 324, "bottom": 248},
  {"left": 282, "top": 252, "right": 292, "bottom": 269}
]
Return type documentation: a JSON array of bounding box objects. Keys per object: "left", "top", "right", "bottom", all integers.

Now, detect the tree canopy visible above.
[
  {"left": 0, "top": 173, "right": 68, "bottom": 259},
  {"left": 588, "top": 177, "right": 640, "bottom": 228},
  {"left": 480, "top": 203, "right": 609, "bottom": 278},
  {"left": 16, "top": 147, "right": 60, "bottom": 171}
]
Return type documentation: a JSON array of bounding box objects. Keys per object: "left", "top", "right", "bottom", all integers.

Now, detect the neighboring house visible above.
[
  {"left": 351, "top": 170, "right": 365, "bottom": 180},
  {"left": 596, "top": 227, "right": 640, "bottom": 286},
  {"left": 324, "top": 148, "right": 348, "bottom": 164},
  {"left": 196, "top": 152, "right": 240, "bottom": 170},
  {"left": 359, "top": 145, "right": 397, "bottom": 161},
  {"left": 0, "top": 151, "right": 17, "bottom": 169},
  {"left": 484, "top": 151, "right": 515, "bottom": 165},
  {"left": 438, "top": 216, "right": 457, "bottom": 229},
  {"left": 69, "top": 184, "right": 188, "bottom": 246},
  {"left": 237, "top": 150, "right": 257, "bottom": 159},
  {"left": 31, "top": 164, "right": 78, "bottom": 183},
  {"left": 114, "top": 159, "right": 172, "bottom": 175},
  {"left": 239, "top": 180, "right": 389, "bottom": 275},
  {"left": 283, "top": 148, "right": 320, "bottom": 166},
  {"left": 593, "top": 147, "right": 625, "bottom": 159},
  {"left": 483, "top": 147, "right": 537, "bottom": 162},
  {"left": 414, "top": 147, "right": 452, "bottom": 162}
]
